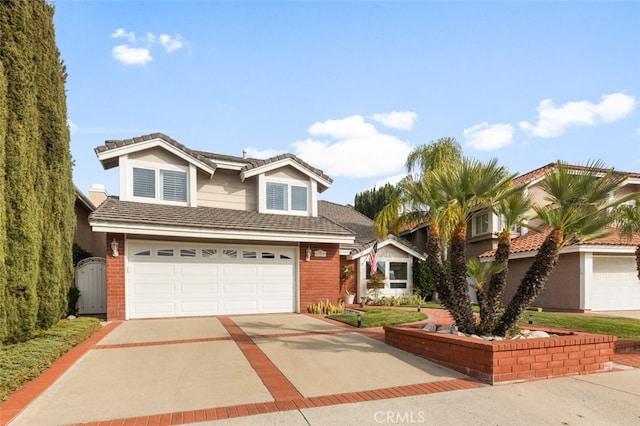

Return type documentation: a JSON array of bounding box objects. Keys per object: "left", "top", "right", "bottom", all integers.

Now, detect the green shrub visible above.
[
  {"left": 413, "top": 259, "right": 433, "bottom": 300},
  {"left": 67, "top": 286, "right": 81, "bottom": 316},
  {"left": 370, "top": 295, "right": 427, "bottom": 307},
  {"left": 0, "top": 317, "right": 101, "bottom": 401}
]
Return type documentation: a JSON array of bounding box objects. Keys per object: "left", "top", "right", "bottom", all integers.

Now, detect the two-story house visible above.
[
  {"left": 89, "top": 133, "right": 424, "bottom": 321},
  {"left": 474, "top": 163, "right": 640, "bottom": 312}
]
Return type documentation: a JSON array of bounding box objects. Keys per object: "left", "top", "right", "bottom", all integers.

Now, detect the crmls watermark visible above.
[{"left": 373, "top": 410, "right": 425, "bottom": 424}]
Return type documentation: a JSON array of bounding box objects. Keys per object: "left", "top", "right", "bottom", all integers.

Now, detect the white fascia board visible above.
[
  {"left": 90, "top": 221, "right": 354, "bottom": 244},
  {"left": 240, "top": 158, "right": 332, "bottom": 190},
  {"left": 623, "top": 177, "right": 640, "bottom": 185},
  {"left": 212, "top": 159, "right": 246, "bottom": 171},
  {"left": 339, "top": 249, "right": 352, "bottom": 256},
  {"left": 97, "top": 139, "right": 216, "bottom": 176}
]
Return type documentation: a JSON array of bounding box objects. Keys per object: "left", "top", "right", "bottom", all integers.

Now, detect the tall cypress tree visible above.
[
  {"left": 1, "top": 0, "right": 43, "bottom": 343},
  {"left": 0, "top": 28, "right": 7, "bottom": 343},
  {"left": 32, "top": 1, "right": 74, "bottom": 328}
]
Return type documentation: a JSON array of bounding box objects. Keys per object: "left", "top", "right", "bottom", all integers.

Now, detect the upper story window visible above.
[
  {"left": 265, "top": 181, "right": 308, "bottom": 213},
  {"left": 473, "top": 212, "right": 490, "bottom": 236},
  {"left": 131, "top": 165, "right": 188, "bottom": 204}
]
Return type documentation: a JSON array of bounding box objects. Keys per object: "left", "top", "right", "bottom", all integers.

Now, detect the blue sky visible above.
[{"left": 54, "top": 1, "right": 639, "bottom": 205}]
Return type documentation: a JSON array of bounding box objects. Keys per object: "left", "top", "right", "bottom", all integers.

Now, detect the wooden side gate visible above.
[{"left": 75, "top": 257, "right": 106, "bottom": 315}]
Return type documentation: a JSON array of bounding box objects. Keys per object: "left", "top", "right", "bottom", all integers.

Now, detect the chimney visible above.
[
  {"left": 88, "top": 184, "right": 109, "bottom": 207},
  {"left": 242, "top": 149, "right": 247, "bottom": 159}
]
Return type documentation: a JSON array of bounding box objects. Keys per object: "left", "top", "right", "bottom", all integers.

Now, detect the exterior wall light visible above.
[
  {"left": 111, "top": 238, "right": 119, "bottom": 257},
  {"left": 305, "top": 246, "right": 312, "bottom": 262}
]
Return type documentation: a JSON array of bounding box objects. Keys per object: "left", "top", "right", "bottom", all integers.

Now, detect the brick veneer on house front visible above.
[
  {"left": 299, "top": 243, "right": 341, "bottom": 312},
  {"left": 384, "top": 325, "right": 616, "bottom": 385},
  {"left": 106, "top": 233, "right": 126, "bottom": 320}
]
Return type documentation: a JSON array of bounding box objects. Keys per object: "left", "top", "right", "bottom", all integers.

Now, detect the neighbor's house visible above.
[
  {"left": 88, "top": 134, "right": 429, "bottom": 321},
  {"left": 74, "top": 185, "right": 107, "bottom": 258},
  {"left": 475, "top": 163, "right": 640, "bottom": 312}
]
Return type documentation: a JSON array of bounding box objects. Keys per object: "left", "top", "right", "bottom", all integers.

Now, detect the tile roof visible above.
[
  {"left": 95, "top": 133, "right": 332, "bottom": 183},
  {"left": 96, "top": 133, "right": 218, "bottom": 170},
  {"left": 90, "top": 198, "right": 353, "bottom": 238},
  {"left": 513, "top": 162, "right": 640, "bottom": 186},
  {"left": 317, "top": 201, "right": 424, "bottom": 256},
  {"left": 318, "top": 200, "right": 375, "bottom": 249},
  {"left": 479, "top": 226, "right": 640, "bottom": 258}
]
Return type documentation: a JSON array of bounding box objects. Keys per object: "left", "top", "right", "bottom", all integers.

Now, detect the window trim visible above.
[
  {"left": 365, "top": 258, "right": 411, "bottom": 291},
  {"left": 262, "top": 176, "right": 310, "bottom": 216},
  {"left": 128, "top": 160, "right": 189, "bottom": 206},
  {"left": 472, "top": 211, "right": 491, "bottom": 236}
]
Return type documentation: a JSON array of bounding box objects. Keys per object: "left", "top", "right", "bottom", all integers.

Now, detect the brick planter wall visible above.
[{"left": 384, "top": 325, "right": 616, "bottom": 385}]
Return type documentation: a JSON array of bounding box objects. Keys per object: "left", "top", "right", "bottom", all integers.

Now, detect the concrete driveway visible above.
[{"left": 7, "top": 314, "right": 472, "bottom": 425}]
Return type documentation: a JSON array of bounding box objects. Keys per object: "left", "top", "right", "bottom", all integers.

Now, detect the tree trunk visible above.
[
  {"left": 425, "top": 223, "right": 453, "bottom": 309},
  {"left": 635, "top": 245, "right": 640, "bottom": 282},
  {"left": 448, "top": 225, "right": 476, "bottom": 334},
  {"left": 478, "top": 232, "right": 510, "bottom": 333},
  {"left": 493, "top": 228, "right": 563, "bottom": 336}
]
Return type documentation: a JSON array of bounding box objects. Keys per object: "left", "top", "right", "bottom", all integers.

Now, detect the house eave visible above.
[
  {"left": 240, "top": 158, "right": 332, "bottom": 192},
  {"left": 90, "top": 221, "right": 355, "bottom": 244},
  {"left": 348, "top": 238, "right": 426, "bottom": 261},
  {"left": 96, "top": 138, "right": 216, "bottom": 176}
]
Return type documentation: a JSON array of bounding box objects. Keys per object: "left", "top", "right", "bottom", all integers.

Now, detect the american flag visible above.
[{"left": 369, "top": 242, "right": 378, "bottom": 274}]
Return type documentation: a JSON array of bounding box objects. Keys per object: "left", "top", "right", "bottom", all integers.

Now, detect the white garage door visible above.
[
  {"left": 128, "top": 241, "right": 296, "bottom": 319},
  {"left": 591, "top": 256, "right": 640, "bottom": 311}
]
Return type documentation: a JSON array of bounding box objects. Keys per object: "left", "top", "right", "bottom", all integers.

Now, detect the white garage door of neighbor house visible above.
[
  {"left": 591, "top": 256, "right": 640, "bottom": 311},
  {"left": 128, "top": 241, "right": 297, "bottom": 319}
]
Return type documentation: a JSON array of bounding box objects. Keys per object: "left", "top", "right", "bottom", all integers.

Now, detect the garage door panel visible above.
[
  {"left": 591, "top": 256, "right": 640, "bottom": 310},
  {"left": 223, "top": 300, "right": 258, "bottom": 313},
  {"left": 134, "top": 282, "right": 175, "bottom": 295},
  {"left": 223, "top": 283, "right": 258, "bottom": 294},
  {"left": 180, "top": 301, "right": 221, "bottom": 315},
  {"left": 180, "top": 282, "right": 219, "bottom": 295},
  {"left": 128, "top": 242, "right": 296, "bottom": 318}
]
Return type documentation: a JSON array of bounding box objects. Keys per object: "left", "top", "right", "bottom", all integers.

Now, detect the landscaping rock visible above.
[
  {"left": 528, "top": 330, "right": 551, "bottom": 338},
  {"left": 422, "top": 323, "right": 437, "bottom": 332}
]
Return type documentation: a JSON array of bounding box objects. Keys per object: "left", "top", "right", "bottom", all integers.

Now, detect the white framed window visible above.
[
  {"left": 130, "top": 162, "right": 188, "bottom": 205},
  {"left": 264, "top": 179, "right": 309, "bottom": 214},
  {"left": 366, "top": 259, "right": 410, "bottom": 290},
  {"left": 472, "top": 212, "right": 490, "bottom": 236}
]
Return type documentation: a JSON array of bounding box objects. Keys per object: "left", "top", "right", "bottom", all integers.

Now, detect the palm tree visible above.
[
  {"left": 428, "top": 158, "right": 515, "bottom": 333},
  {"left": 613, "top": 203, "right": 640, "bottom": 280},
  {"left": 476, "top": 187, "right": 531, "bottom": 334},
  {"left": 494, "top": 161, "right": 632, "bottom": 336}
]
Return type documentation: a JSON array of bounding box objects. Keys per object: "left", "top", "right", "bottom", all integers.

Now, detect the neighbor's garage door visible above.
[
  {"left": 128, "top": 241, "right": 296, "bottom": 319},
  {"left": 591, "top": 256, "right": 640, "bottom": 311}
]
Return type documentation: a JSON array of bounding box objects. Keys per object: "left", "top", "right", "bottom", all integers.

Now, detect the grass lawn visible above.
[
  {"left": 327, "top": 308, "right": 427, "bottom": 328},
  {"left": 525, "top": 310, "right": 640, "bottom": 339},
  {"left": 0, "top": 317, "right": 101, "bottom": 401}
]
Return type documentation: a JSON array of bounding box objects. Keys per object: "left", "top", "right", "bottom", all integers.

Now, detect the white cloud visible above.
[
  {"left": 67, "top": 120, "right": 78, "bottom": 135},
  {"left": 373, "top": 172, "right": 408, "bottom": 188},
  {"left": 519, "top": 92, "right": 637, "bottom": 138},
  {"left": 369, "top": 111, "right": 417, "bottom": 130},
  {"left": 111, "top": 28, "right": 136, "bottom": 42},
  {"left": 159, "top": 34, "right": 184, "bottom": 53},
  {"left": 112, "top": 45, "right": 152, "bottom": 65},
  {"left": 245, "top": 147, "right": 281, "bottom": 159},
  {"left": 292, "top": 115, "right": 412, "bottom": 178},
  {"left": 463, "top": 122, "right": 514, "bottom": 151},
  {"left": 110, "top": 28, "right": 188, "bottom": 65}
]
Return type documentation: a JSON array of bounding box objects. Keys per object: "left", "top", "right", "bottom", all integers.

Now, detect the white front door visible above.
[
  {"left": 591, "top": 256, "right": 640, "bottom": 311},
  {"left": 127, "top": 241, "right": 297, "bottom": 319}
]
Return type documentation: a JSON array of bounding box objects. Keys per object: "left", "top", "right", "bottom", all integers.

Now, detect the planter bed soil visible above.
[{"left": 384, "top": 324, "right": 616, "bottom": 385}]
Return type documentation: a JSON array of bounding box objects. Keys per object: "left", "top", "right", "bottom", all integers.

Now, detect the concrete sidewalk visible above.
[{"left": 204, "top": 369, "right": 640, "bottom": 425}]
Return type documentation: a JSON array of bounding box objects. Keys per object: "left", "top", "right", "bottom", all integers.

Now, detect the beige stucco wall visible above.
[
  {"left": 128, "top": 147, "right": 189, "bottom": 165},
  {"left": 265, "top": 166, "right": 308, "bottom": 180},
  {"left": 502, "top": 252, "right": 582, "bottom": 311},
  {"left": 197, "top": 169, "right": 257, "bottom": 211}
]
